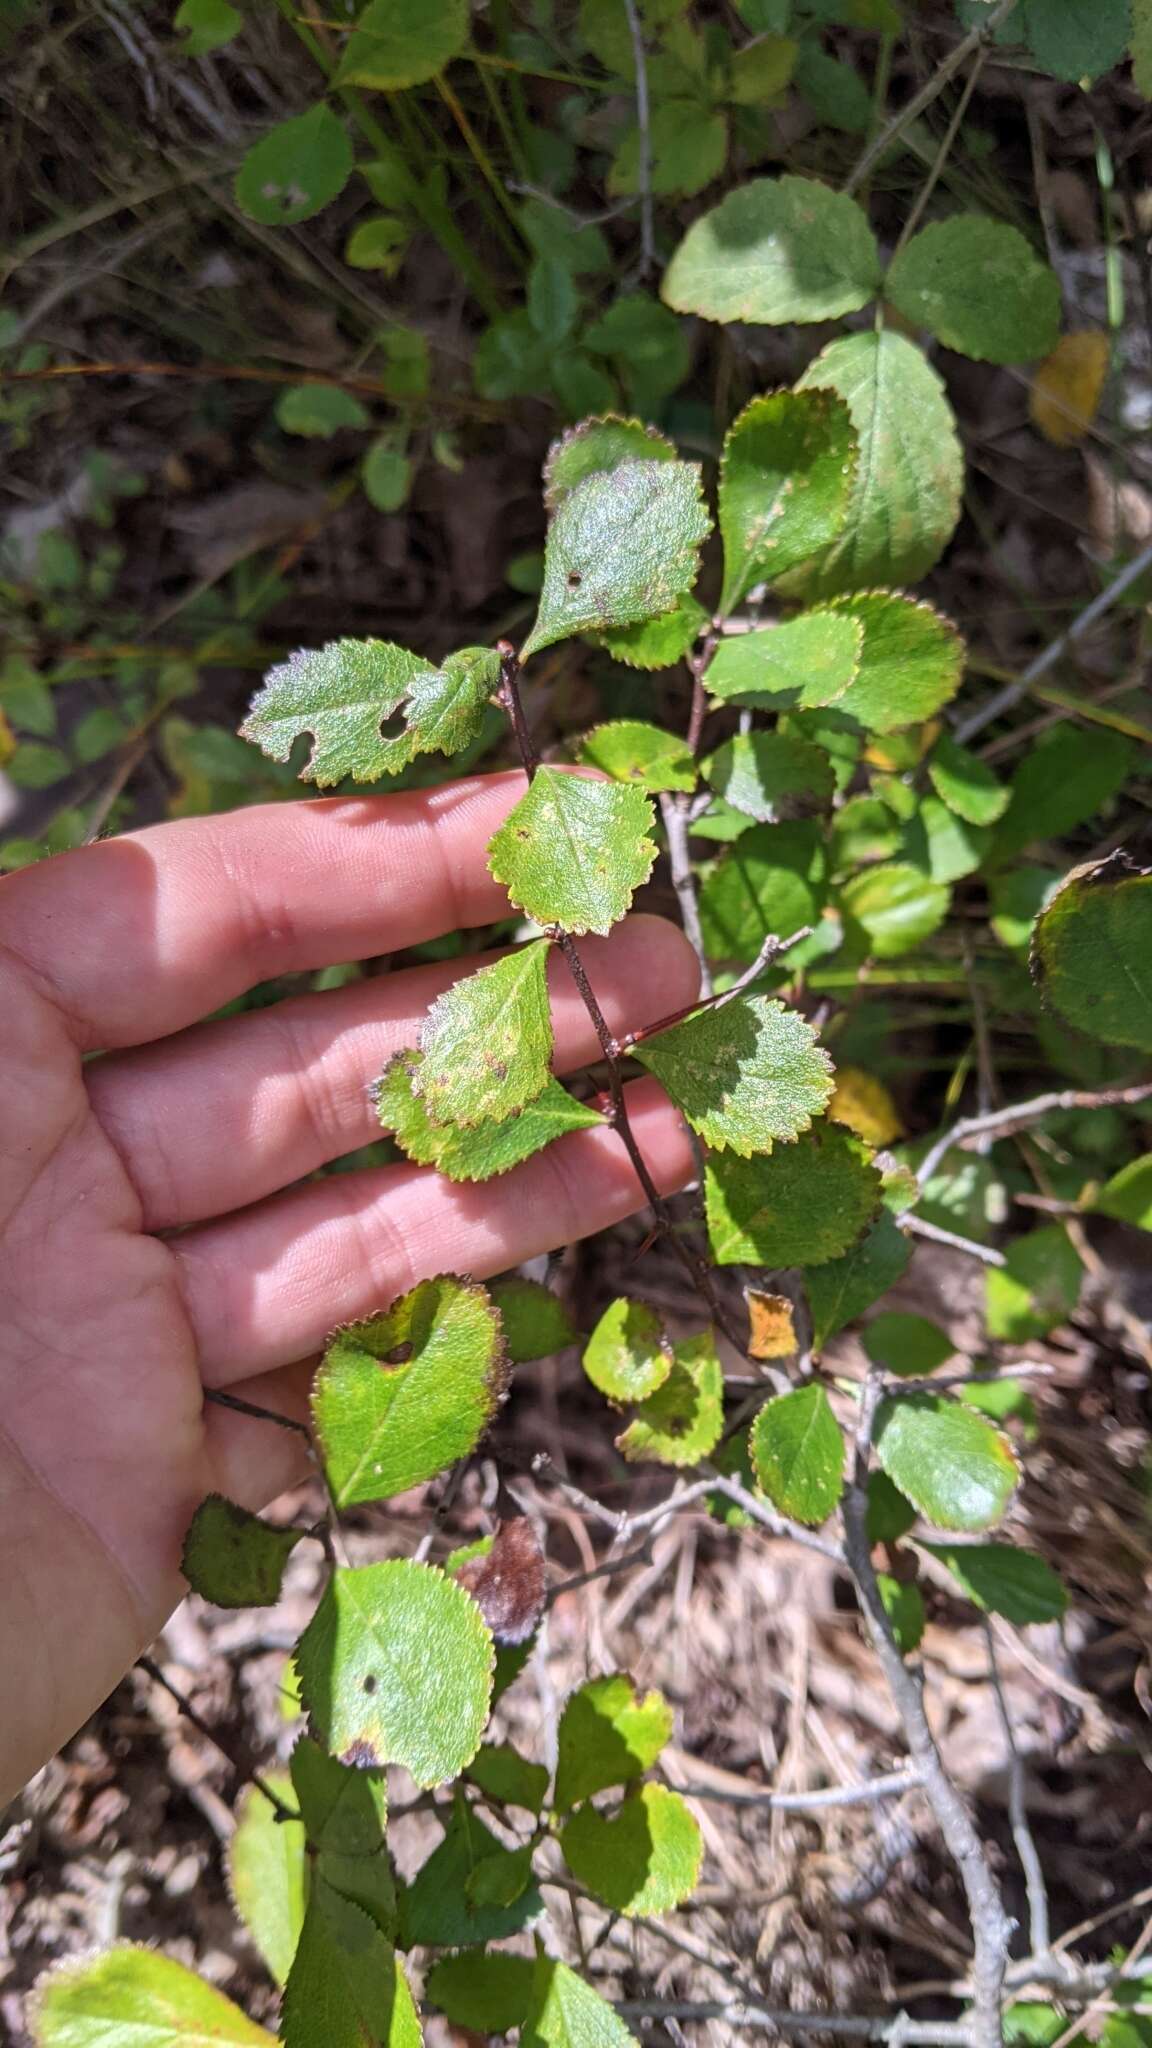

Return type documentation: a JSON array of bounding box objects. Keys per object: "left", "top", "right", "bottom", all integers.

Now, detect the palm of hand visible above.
[{"left": 0, "top": 775, "right": 696, "bottom": 1802}]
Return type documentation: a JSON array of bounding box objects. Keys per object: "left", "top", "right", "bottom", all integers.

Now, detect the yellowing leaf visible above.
[
  {"left": 416, "top": 941, "right": 553, "bottom": 1127},
  {"left": 583, "top": 1297, "right": 673, "bottom": 1402},
  {"left": 829, "top": 1067, "right": 903, "bottom": 1146},
  {"left": 30, "top": 1946, "right": 277, "bottom": 2046},
  {"left": 228, "top": 1778, "right": 307, "bottom": 1987},
  {"left": 745, "top": 1289, "right": 797, "bottom": 1359},
  {"left": 616, "top": 1330, "right": 725, "bottom": 1466},
  {"left": 1030, "top": 330, "right": 1110, "bottom": 445},
  {"left": 376, "top": 1053, "right": 604, "bottom": 1181}
]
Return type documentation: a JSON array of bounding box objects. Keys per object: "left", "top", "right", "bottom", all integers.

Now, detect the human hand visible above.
[{"left": 0, "top": 772, "right": 698, "bottom": 1804}]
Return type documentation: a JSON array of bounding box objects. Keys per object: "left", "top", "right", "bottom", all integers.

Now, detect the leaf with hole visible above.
[
  {"left": 295, "top": 1560, "right": 493, "bottom": 1784},
  {"left": 634, "top": 993, "right": 833, "bottom": 1156},
  {"left": 706, "top": 1123, "right": 883, "bottom": 1266},
  {"left": 789, "top": 331, "right": 963, "bottom": 595},
  {"left": 704, "top": 732, "right": 836, "bottom": 821},
  {"left": 704, "top": 611, "right": 864, "bottom": 709},
  {"left": 181, "top": 1495, "right": 302, "bottom": 1608},
  {"left": 751, "top": 1384, "right": 844, "bottom": 1523},
  {"left": 616, "top": 1331, "right": 725, "bottom": 1467},
  {"left": 336, "top": 0, "right": 469, "bottom": 86},
  {"left": 235, "top": 104, "right": 353, "bottom": 227},
  {"left": 227, "top": 1778, "right": 307, "bottom": 1987},
  {"left": 663, "top": 175, "right": 881, "bottom": 326},
  {"left": 985, "top": 1225, "right": 1083, "bottom": 1342},
  {"left": 522, "top": 461, "right": 711, "bottom": 659},
  {"left": 488, "top": 768, "right": 657, "bottom": 935},
  {"left": 376, "top": 1054, "right": 603, "bottom": 1182},
  {"left": 1031, "top": 853, "right": 1152, "bottom": 1053},
  {"left": 874, "top": 1396, "right": 1019, "bottom": 1533},
  {"left": 312, "top": 1276, "right": 508, "bottom": 1507},
  {"left": 555, "top": 1672, "right": 674, "bottom": 1812},
  {"left": 717, "top": 389, "right": 858, "bottom": 611},
  {"left": 415, "top": 941, "right": 553, "bottom": 1127},
  {"left": 281, "top": 1882, "right": 420, "bottom": 2048},
  {"left": 521, "top": 1955, "right": 639, "bottom": 2048},
  {"left": 920, "top": 1543, "right": 1066, "bottom": 1625},
  {"left": 560, "top": 1784, "right": 702, "bottom": 1916},
  {"left": 241, "top": 639, "right": 498, "bottom": 786},
  {"left": 582, "top": 1297, "right": 673, "bottom": 1403},
  {"left": 30, "top": 1946, "right": 277, "bottom": 2046},
  {"left": 887, "top": 217, "right": 1061, "bottom": 365}
]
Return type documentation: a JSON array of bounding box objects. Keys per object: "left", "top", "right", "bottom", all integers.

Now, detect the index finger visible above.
[{"left": 0, "top": 772, "right": 529, "bottom": 1050}]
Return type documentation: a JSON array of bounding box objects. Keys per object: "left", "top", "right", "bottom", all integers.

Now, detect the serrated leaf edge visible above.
[
  {"left": 718, "top": 386, "right": 861, "bottom": 614},
  {"left": 543, "top": 412, "right": 678, "bottom": 512}
]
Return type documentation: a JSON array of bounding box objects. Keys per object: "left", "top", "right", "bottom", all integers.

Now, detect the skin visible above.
[{"left": 0, "top": 771, "right": 699, "bottom": 1807}]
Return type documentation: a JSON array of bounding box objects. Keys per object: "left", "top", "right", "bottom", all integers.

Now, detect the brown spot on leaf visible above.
[
  {"left": 455, "top": 1517, "right": 546, "bottom": 1645},
  {"left": 341, "top": 1739, "right": 381, "bottom": 1769}
]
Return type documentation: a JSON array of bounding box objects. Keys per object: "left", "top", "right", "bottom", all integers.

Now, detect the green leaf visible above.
[
  {"left": 959, "top": 1377, "right": 1039, "bottom": 1440},
  {"left": 295, "top": 1560, "right": 493, "bottom": 1783},
  {"left": 543, "top": 415, "right": 677, "bottom": 513},
  {"left": 704, "top": 732, "right": 836, "bottom": 821},
  {"left": 552, "top": 350, "right": 624, "bottom": 422},
  {"left": 729, "top": 32, "right": 798, "bottom": 100},
  {"left": 346, "top": 216, "right": 408, "bottom": 272},
  {"left": 181, "top": 1495, "right": 302, "bottom": 1607},
  {"left": 416, "top": 941, "right": 553, "bottom": 1127},
  {"left": 1135, "top": 0, "right": 1152, "bottom": 95},
  {"left": 927, "top": 733, "right": 1009, "bottom": 827},
  {"left": 596, "top": 594, "right": 710, "bottom": 671},
  {"left": 874, "top": 1395, "right": 1020, "bottom": 1532},
  {"left": 1031, "top": 853, "right": 1152, "bottom": 1052},
  {"left": 474, "top": 312, "right": 550, "bottom": 401},
  {"left": 488, "top": 769, "right": 657, "bottom": 936},
  {"left": 584, "top": 296, "right": 692, "bottom": 415},
  {"left": 699, "top": 819, "right": 827, "bottom": 963},
  {"left": 174, "top": 0, "right": 242, "bottom": 54},
  {"left": 825, "top": 592, "right": 964, "bottom": 734},
  {"left": 887, "top": 217, "right": 1061, "bottom": 365},
  {"left": 560, "top": 1784, "right": 702, "bottom": 1916},
  {"left": 877, "top": 1572, "right": 925, "bottom": 1654},
  {"left": 794, "top": 40, "right": 873, "bottom": 131},
  {"left": 991, "top": 866, "right": 1060, "bottom": 952},
  {"left": 401, "top": 1796, "right": 542, "bottom": 1947},
  {"left": 522, "top": 460, "right": 711, "bottom": 660},
  {"left": 807, "top": 1213, "right": 911, "bottom": 1348},
  {"left": 582, "top": 1298, "right": 674, "bottom": 1403},
  {"left": 993, "top": 728, "right": 1132, "bottom": 861},
  {"left": 361, "top": 438, "right": 413, "bottom": 514},
  {"left": 704, "top": 611, "right": 864, "bottom": 708},
  {"left": 920, "top": 1543, "right": 1066, "bottom": 1625},
  {"left": 275, "top": 383, "right": 370, "bottom": 438},
  {"left": 336, "top": 0, "right": 469, "bottom": 86},
  {"left": 986, "top": 1224, "right": 1083, "bottom": 1341},
  {"left": 555, "top": 1672, "right": 674, "bottom": 1811},
  {"left": 7, "top": 742, "right": 70, "bottom": 791},
  {"left": 521, "top": 1955, "right": 639, "bottom": 2048},
  {"left": 706, "top": 1124, "right": 883, "bottom": 1266},
  {"left": 1024, "top": 0, "right": 1130, "bottom": 82},
  {"left": 1092, "top": 1154, "right": 1152, "bottom": 1231},
  {"left": 290, "top": 1736, "right": 389, "bottom": 1858},
  {"left": 841, "top": 862, "right": 950, "bottom": 958},
  {"left": 616, "top": 1330, "right": 725, "bottom": 1466},
  {"left": 235, "top": 104, "right": 353, "bottom": 226},
  {"left": 662, "top": 175, "right": 881, "bottom": 326},
  {"left": 609, "top": 102, "right": 729, "bottom": 201},
  {"left": 528, "top": 256, "right": 579, "bottom": 343},
  {"left": 426, "top": 1954, "right": 534, "bottom": 2035},
  {"left": 227, "top": 1778, "right": 307, "bottom": 1987},
  {"left": 791, "top": 331, "right": 963, "bottom": 594},
  {"left": 465, "top": 1740, "right": 551, "bottom": 1814},
  {"left": 580, "top": 720, "right": 697, "bottom": 790},
  {"left": 634, "top": 993, "right": 833, "bottom": 1155},
  {"left": 751, "top": 1384, "right": 844, "bottom": 1523},
  {"left": 312, "top": 1276, "right": 509, "bottom": 1507},
  {"left": 376, "top": 1054, "right": 603, "bottom": 1181},
  {"left": 489, "top": 1277, "right": 580, "bottom": 1361},
  {"left": 866, "top": 1468, "right": 917, "bottom": 1544},
  {"left": 863, "top": 1312, "right": 954, "bottom": 1377},
  {"left": 717, "top": 389, "right": 858, "bottom": 610},
  {"left": 30, "top": 1946, "right": 277, "bottom": 2046},
  {"left": 241, "top": 639, "right": 497, "bottom": 786},
  {"left": 282, "top": 1882, "right": 420, "bottom": 2048}
]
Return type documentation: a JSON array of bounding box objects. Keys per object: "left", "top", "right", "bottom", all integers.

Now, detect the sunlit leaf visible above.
[
  {"left": 228, "top": 1778, "right": 307, "bottom": 1987},
  {"left": 706, "top": 1123, "right": 883, "bottom": 1266},
  {"left": 555, "top": 1673, "right": 674, "bottom": 1812},
  {"left": 704, "top": 611, "right": 864, "bottom": 708},
  {"left": 616, "top": 1331, "right": 725, "bottom": 1467},
  {"left": 241, "top": 639, "right": 498, "bottom": 786},
  {"left": 416, "top": 941, "right": 553, "bottom": 1127},
  {"left": 877, "top": 1572, "right": 925, "bottom": 1654},
  {"left": 489, "top": 1277, "right": 580, "bottom": 1361},
  {"left": 281, "top": 1882, "right": 420, "bottom": 2048},
  {"left": 376, "top": 1054, "right": 604, "bottom": 1182},
  {"left": 522, "top": 461, "right": 711, "bottom": 659},
  {"left": 336, "top": 0, "right": 469, "bottom": 86},
  {"left": 841, "top": 862, "right": 950, "bottom": 958},
  {"left": 582, "top": 1297, "right": 674, "bottom": 1403},
  {"left": 543, "top": 415, "right": 677, "bottom": 512},
  {"left": 717, "top": 389, "right": 858, "bottom": 610},
  {"left": 312, "top": 1277, "right": 509, "bottom": 1507},
  {"left": 828, "top": 1067, "right": 903, "bottom": 1147},
  {"left": 927, "top": 733, "right": 1009, "bottom": 826},
  {"left": 985, "top": 1225, "right": 1083, "bottom": 1341},
  {"left": 235, "top": 104, "right": 353, "bottom": 226},
  {"left": 874, "top": 1396, "right": 1019, "bottom": 1533},
  {"left": 1091, "top": 1154, "right": 1152, "bottom": 1232},
  {"left": 663, "top": 175, "right": 881, "bottom": 326},
  {"left": 580, "top": 719, "right": 697, "bottom": 790},
  {"left": 560, "top": 1784, "right": 702, "bottom": 1916},
  {"left": 1031, "top": 852, "right": 1152, "bottom": 1053},
  {"left": 824, "top": 592, "right": 964, "bottom": 734},
  {"left": 521, "top": 1955, "right": 639, "bottom": 2048},
  {"left": 296, "top": 1560, "right": 493, "bottom": 1784},
  {"left": 634, "top": 993, "right": 833, "bottom": 1155},
  {"left": 181, "top": 1495, "right": 302, "bottom": 1608},
  {"left": 746, "top": 1289, "right": 798, "bottom": 1359},
  {"left": 30, "top": 1947, "right": 276, "bottom": 2046},
  {"left": 488, "top": 769, "right": 657, "bottom": 935},
  {"left": 751, "top": 1384, "right": 844, "bottom": 1523},
  {"left": 1030, "top": 330, "right": 1110, "bottom": 445},
  {"left": 704, "top": 732, "right": 836, "bottom": 821},
  {"left": 595, "top": 595, "right": 709, "bottom": 671}
]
